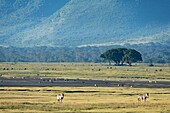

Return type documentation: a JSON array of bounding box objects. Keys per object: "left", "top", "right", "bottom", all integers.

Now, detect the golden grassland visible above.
[
  {"left": 0, "top": 87, "right": 170, "bottom": 113},
  {"left": 0, "top": 62, "right": 170, "bottom": 112},
  {"left": 0, "top": 62, "right": 170, "bottom": 80}
]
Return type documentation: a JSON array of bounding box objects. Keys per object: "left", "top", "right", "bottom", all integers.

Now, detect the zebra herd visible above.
[{"left": 56, "top": 93, "right": 149, "bottom": 103}]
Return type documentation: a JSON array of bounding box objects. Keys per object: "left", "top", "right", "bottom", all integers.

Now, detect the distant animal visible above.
[
  {"left": 138, "top": 93, "right": 149, "bottom": 102},
  {"left": 57, "top": 93, "right": 64, "bottom": 103},
  {"left": 94, "top": 84, "right": 98, "bottom": 87}
]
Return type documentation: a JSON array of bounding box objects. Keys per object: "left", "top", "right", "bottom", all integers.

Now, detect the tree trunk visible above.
[
  {"left": 116, "top": 61, "right": 120, "bottom": 66},
  {"left": 128, "top": 61, "right": 132, "bottom": 66},
  {"left": 121, "top": 61, "right": 124, "bottom": 66},
  {"left": 109, "top": 60, "right": 111, "bottom": 65}
]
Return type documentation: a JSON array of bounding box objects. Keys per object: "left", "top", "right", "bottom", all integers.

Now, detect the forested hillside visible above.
[
  {"left": 1, "top": 0, "right": 170, "bottom": 47},
  {"left": 0, "top": 42, "right": 169, "bottom": 63}
]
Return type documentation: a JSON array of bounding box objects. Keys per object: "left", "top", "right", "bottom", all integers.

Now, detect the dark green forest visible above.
[{"left": 0, "top": 42, "right": 170, "bottom": 63}]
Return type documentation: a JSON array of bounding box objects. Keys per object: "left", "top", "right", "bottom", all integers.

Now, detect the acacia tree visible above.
[
  {"left": 123, "top": 49, "right": 143, "bottom": 66},
  {"left": 100, "top": 49, "right": 113, "bottom": 65},
  {"left": 100, "top": 48, "right": 127, "bottom": 65},
  {"left": 100, "top": 48, "right": 142, "bottom": 66}
]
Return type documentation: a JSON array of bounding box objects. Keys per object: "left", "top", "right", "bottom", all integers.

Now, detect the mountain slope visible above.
[{"left": 0, "top": 0, "right": 170, "bottom": 47}]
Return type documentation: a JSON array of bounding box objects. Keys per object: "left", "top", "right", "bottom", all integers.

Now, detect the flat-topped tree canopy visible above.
[{"left": 100, "top": 48, "right": 142, "bottom": 66}]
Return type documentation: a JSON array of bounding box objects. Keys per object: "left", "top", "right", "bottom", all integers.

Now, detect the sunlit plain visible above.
[{"left": 0, "top": 62, "right": 170, "bottom": 112}]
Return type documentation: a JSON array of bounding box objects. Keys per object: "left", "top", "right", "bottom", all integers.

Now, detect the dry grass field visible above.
[
  {"left": 0, "top": 62, "right": 170, "bottom": 80},
  {"left": 0, "top": 87, "right": 170, "bottom": 112},
  {"left": 0, "top": 62, "right": 170, "bottom": 112}
]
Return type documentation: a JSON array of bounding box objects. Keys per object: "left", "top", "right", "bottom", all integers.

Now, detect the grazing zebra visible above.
[
  {"left": 138, "top": 93, "right": 149, "bottom": 102},
  {"left": 57, "top": 93, "right": 64, "bottom": 103}
]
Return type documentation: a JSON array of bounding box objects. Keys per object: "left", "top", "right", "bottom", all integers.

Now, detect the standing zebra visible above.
[
  {"left": 57, "top": 93, "right": 64, "bottom": 103},
  {"left": 138, "top": 93, "right": 149, "bottom": 102}
]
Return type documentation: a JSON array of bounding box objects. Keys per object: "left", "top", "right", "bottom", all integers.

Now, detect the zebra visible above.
[
  {"left": 57, "top": 93, "right": 64, "bottom": 103},
  {"left": 138, "top": 93, "right": 149, "bottom": 102}
]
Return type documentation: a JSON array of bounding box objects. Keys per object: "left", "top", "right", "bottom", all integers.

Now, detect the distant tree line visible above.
[{"left": 0, "top": 42, "right": 169, "bottom": 63}]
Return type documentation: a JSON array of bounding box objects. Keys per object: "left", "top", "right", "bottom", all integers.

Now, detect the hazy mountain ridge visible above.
[{"left": 0, "top": 0, "right": 170, "bottom": 47}]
